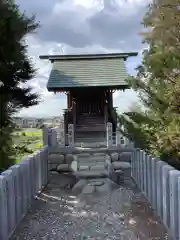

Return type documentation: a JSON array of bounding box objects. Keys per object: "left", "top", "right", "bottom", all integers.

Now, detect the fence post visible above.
[
  {"left": 35, "top": 150, "right": 42, "bottom": 192},
  {"left": 116, "top": 131, "right": 121, "bottom": 147},
  {"left": 143, "top": 152, "right": 148, "bottom": 196},
  {"left": 106, "top": 122, "right": 113, "bottom": 148},
  {"left": 51, "top": 129, "right": 57, "bottom": 146},
  {"left": 33, "top": 151, "right": 39, "bottom": 194},
  {"left": 178, "top": 177, "right": 180, "bottom": 239},
  {"left": 18, "top": 161, "right": 28, "bottom": 218},
  {"left": 151, "top": 157, "right": 158, "bottom": 210},
  {"left": 169, "top": 170, "right": 180, "bottom": 240},
  {"left": 60, "top": 122, "right": 65, "bottom": 146},
  {"left": 43, "top": 145, "right": 49, "bottom": 185},
  {"left": 28, "top": 155, "right": 36, "bottom": 200},
  {"left": 156, "top": 160, "right": 167, "bottom": 218},
  {"left": 139, "top": 150, "right": 144, "bottom": 191},
  {"left": 0, "top": 176, "right": 8, "bottom": 240},
  {"left": 147, "top": 154, "right": 153, "bottom": 202},
  {"left": 9, "top": 165, "right": 22, "bottom": 226},
  {"left": 39, "top": 148, "right": 47, "bottom": 188},
  {"left": 135, "top": 149, "right": 139, "bottom": 182},
  {"left": 161, "top": 165, "right": 174, "bottom": 229},
  {"left": 68, "top": 124, "right": 74, "bottom": 147},
  {"left": 136, "top": 149, "right": 140, "bottom": 188},
  {"left": 1, "top": 170, "right": 16, "bottom": 237},
  {"left": 43, "top": 126, "right": 49, "bottom": 146},
  {"left": 131, "top": 149, "right": 135, "bottom": 179}
]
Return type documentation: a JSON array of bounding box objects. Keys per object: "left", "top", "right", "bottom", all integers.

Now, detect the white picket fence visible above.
[
  {"left": 0, "top": 146, "right": 49, "bottom": 240},
  {"left": 131, "top": 149, "right": 180, "bottom": 240}
]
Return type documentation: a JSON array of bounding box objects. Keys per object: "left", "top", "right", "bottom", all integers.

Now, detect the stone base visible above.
[
  {"left": 57, "top": 164, "right": 71, "bottom": 172},
  {"left": 112, "top": 161, "right": 131, "bottom": 170}
]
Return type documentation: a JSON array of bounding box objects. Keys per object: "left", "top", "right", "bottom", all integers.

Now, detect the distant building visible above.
[
  {"left": 13, "top": 116, "right": 64, "bottom": 128},
  {"left": 13, "top": 117, "right": 38, "bottom": 128}
]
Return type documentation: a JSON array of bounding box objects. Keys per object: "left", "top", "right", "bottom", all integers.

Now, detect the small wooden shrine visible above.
[{"left": 39, "top": 53, "right": 138, "bottom": 144}]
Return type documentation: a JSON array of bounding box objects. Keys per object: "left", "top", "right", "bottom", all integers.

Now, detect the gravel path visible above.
[{"left": 11, "top": 172, "right": 172, "bottom": 240}]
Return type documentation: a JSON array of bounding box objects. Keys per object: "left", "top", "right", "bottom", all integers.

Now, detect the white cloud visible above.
[{"left": 15, "top": 0, "right": 149, "bottom": 117}]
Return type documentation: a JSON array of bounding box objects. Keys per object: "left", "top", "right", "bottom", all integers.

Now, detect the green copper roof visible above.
[{"left": 39, "top": 53, "right": 138, "bottom": 91}]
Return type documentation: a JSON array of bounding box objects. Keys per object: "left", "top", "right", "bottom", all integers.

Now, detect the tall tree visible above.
[
  {"left": 0, "top": 0, "right": 40, "bottom": 171},
  {"left": 119, "top": 0, "right": 180, "bottom": 168}
]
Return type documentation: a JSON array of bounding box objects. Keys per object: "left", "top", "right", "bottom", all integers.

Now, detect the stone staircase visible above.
[
  {"left": 49, "top": 151, "right": 132, "bottom": 183},
  {"left": 76, "top": 113, "right": 105, "bottom": 131},
  {"left": 75, "top": 113, "right": 106, "bottom": 147},
  {"left": 74, "top": 153, "right": 109, "bottom": 179}
]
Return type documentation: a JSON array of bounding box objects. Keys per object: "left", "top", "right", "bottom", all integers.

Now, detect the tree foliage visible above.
[
  {"left": 119, "top": 0, "right": 180, "bottom": 169},
  {"left": 0, "top": 0, "right": 40, "bottom": 171}
]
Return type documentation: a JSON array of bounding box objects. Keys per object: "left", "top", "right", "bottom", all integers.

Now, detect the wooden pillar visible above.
[
  {"left": 109, "top": 90, "right": 113, "bottom": 108},
  {"left": 67, "top": 92, "right": 73, "bottom": 109},
  {"left": 70, "top": 93, "right": 73, "bottom": 108}
]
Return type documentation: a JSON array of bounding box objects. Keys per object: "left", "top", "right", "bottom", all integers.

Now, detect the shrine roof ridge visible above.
[{"left": 39, "top": 52, "right": 138, "bottom": 61}]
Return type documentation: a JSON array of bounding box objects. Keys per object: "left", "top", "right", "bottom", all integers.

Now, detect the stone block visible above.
[
  {"left": 79, "top": 165, "right": 90, "bottom": 171},
  {"left": 57, "top": 164, "right": 70, "bottom": 172},
  {"left": 82, "top": 185, "right": 94, "bottom": 194},
  {"left": 70, "top": 161, "right": 79, "bottom": 172},
  {"left": 76, "top": 153, "right": 91, "bottom": 158},
  {"left": 112, "top": 161, "right": 131, "bottom": 170},
  {"left": 118, "top": 152, "right": 131, "bottom": 162},
  {"left": 111, "top": 152, "right": 118, "bottom": 162},
  {"left": 72, "top": 155, "right": 78, "bottom": 161},
  {"left": 75, "top": 170, "right": 108, "bottom": 179},
  {"left": 93, "top": 153, "right": 106, "bottom": 157},
  {"left": 65, "top": 154, "right": 74, "bottom": 165},
  {"left": 115, "top": 170, "right": 124, "bottom": 184},
  {"left": 90, "top": 165, "right": 105, "bottom": 171},
  {"left": 48, "top": 154, "right": 64, "bottom": 164}
]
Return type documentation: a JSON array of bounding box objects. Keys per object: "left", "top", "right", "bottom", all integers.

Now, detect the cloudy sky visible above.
[{"left": 16, "top": 0, "right": 151, "bottom": 118}]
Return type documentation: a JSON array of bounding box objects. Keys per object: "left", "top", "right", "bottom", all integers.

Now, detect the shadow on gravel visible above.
[{"left": 11, "top": 172, "right": 172, "bottom": 240}]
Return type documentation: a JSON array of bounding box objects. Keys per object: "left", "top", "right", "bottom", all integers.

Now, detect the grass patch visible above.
[{"left": 13, "top": 128, "right": 43, "bottom": 163}]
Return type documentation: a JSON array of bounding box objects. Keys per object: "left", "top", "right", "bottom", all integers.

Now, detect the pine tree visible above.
[
  {"left": 119, "top": 0, "right": 180, "bottom": 168},
  {"left": 0, "top": 0, "right": 40, "bottom": 171}
]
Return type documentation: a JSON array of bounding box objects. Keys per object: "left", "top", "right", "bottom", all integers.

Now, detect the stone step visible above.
[
  {"left": 74, "top": 142, "right": 107, "bottom": 148},
  {"left": 75, "top": 126, "right": 105, "bottom": 132},
  {"left": 74, "top": 170, "right": 109, "bottom": 179},
  {"left": 75, "top": 137, "right": 106, "bottom": 143}
]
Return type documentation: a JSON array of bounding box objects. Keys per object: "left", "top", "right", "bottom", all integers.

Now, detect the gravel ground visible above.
[{"left": 11, "top": 172, "right": 172, "bottom": 240}]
